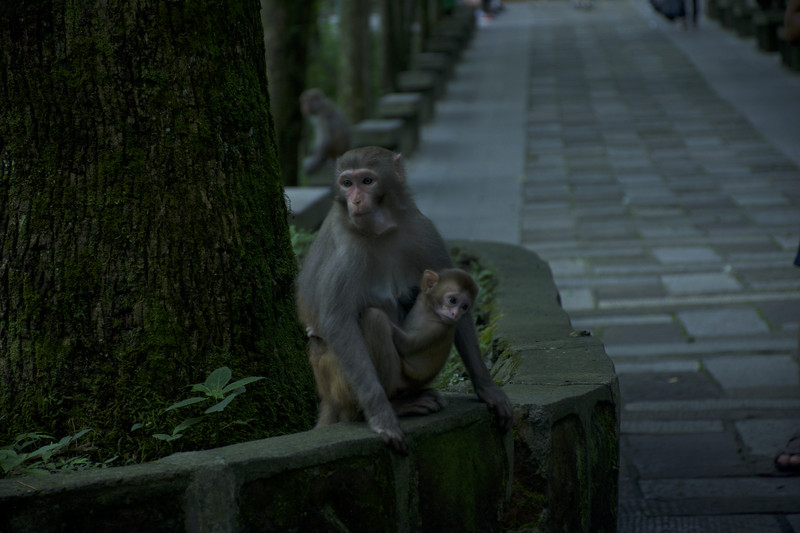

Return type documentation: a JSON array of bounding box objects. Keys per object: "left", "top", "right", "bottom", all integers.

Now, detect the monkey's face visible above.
[
  {"left": 434, "top": 285, "right": 473, "bottom": 325},
  {"left": 299, "top": 88, "right": 324, "bottom": 116},
  {"left": 337, "top": 169, "right": 397, "bottom": 236}
]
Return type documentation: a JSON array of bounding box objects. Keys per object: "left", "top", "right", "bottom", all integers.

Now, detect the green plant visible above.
[
  {"left": 132, "top": 366, "right": 265, "bottom": 443},
  {"left": 290, "top": 225, "right": 317, "bottom": 265},
  {"left": 0, "top": 429, "right": 117, "bottom": 477}
]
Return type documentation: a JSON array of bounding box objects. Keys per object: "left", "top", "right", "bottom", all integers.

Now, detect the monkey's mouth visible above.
[
  {"left": 349, "top": 208, "right": 397, "bottom": 236},
  {"left": 437, "top": 315, "right": 458, "bottom": 325}
]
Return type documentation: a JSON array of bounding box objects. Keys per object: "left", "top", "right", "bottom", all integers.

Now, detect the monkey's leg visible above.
[
  {"left": 361, "top": 308, "right": 449, "bottom": 417},
  {"left": 392, "top": 388, "right": 447, "bottom": 416},
  {"left": 360, "top": 307, "right": 403, "bottom": 397},
  {"left": 309, "top": 338, "right": 359, "bottom": 426},
  {"left": 315, "top": 400, "right": 339, "bottom": 427}
]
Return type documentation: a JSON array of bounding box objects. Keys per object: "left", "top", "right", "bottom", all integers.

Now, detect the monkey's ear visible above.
[
  {"left": 421, "top": 269, "right": 439, "bottom": 292},
  {"left": 393, "top": 153, "right": 405, "bottom": 183}
]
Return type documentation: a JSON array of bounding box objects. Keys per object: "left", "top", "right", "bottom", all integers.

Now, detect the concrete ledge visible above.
[
  {"left": 285, "top": 186, "right": 331, "bottom": 230},
  {"left": 423, "top": 36, "right": 462, "bottom": 74},
  {"left": 0, "top": 241, "right": 619, "bottom": 533},
  {"left": 412, "top": 51, "right": 453, "bottom": 81},
  {"left": 395, "top": 72, "right": 437, "bottom": 123},
  {"left": 350, "top": 118, "right": 405, "bottom": 152},
  {"left": 460, "top": 240, "right": 619, "bottom": 532},
  {"left": 376, "top": 93, "right": 424, "bottom": 156}
]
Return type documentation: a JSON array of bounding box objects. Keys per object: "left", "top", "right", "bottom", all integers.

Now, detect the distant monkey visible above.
[
  {"left": 299, "top": 88, "right": 350, "bottom": 175},
  {"left": 295, "top": 146, "right": 512, "bottom": 454},
  {"left": 393, "top": 269, "right": 478, "bottom": 389}
]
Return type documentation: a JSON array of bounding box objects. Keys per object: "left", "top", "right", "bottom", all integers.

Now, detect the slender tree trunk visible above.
[
  {"left": 420, "top": 0, "right": 433, "bottom": 46},
  {"left": 339, "top": 0, "right": 373, "bottom": 123},
  {"left": 261, "top": 0, "right": 317, "bottom": 187},
  {"left": 0, "top": 1, "right": 316, "bottom": 457},
  {"left": 379, "top": 0, "right": 414, "bottom": 93}
]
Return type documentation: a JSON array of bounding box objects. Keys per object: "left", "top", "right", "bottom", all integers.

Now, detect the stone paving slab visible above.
[
  {"left": 619, "top": 371, "right": 722, "bottom": 402},
  {"left": 661, "top": 272, "right": 743, "bottom": 295},
  {"left": 704, "top": 355, "right": 799, "bottom": 390},
  {"left": 638, "top": 477, "right": 800, "bottom": 514},
  {"left": 621, "top": 420, "right": 724, "bottom": 434},
  {"left": 736, "top": 418, "right": 800, "bottom": 457},
  {"left": 625, "top": 433, "right": 757, "bottom": 478},
  {"left": 614, "top": 360, "right": 702, "bottom": 373},
  {"left": 677, "top": 307, "right": 770, "bottom": 337},
  {"left": 605, "top": 336, "right": 797, "bottom": 358},
  {"left": 600, "top": 322, "right": 686, "bottom": 346},
  {"left": 625, "top": 398, "right": 800, "bottom": 413},
  {"left": 619, "top": 515, "right": 789, "bottom": 533}
]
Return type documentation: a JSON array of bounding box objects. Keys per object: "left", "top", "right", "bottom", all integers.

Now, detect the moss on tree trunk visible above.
[{"left": 0, "top": 1, "right": 316, "bottom": 459}]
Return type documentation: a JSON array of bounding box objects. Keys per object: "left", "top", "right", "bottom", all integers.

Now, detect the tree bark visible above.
[
  {"left": 0, "top": 1, "right": 316, "bottom": 458},
  {"left": 379, "top": 0, "right": 415, "bottom": 93},
  {"left": 339, "top": 0, "right": 373, "bottom": 123},
  {"left": 261, "top": 0, "right": 317, "bottom": 187}
]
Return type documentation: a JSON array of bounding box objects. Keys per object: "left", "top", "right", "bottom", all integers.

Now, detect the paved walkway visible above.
[{"left": 407, "top": 1, "right": 800, "bottom": 531}]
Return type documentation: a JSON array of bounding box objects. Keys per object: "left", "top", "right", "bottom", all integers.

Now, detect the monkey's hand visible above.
[
  {"left": 367, "top": 409, "right": 409, "bottom": 456},
  {"left": 475, "top": 382, "right": 513, "bottom": 433}
]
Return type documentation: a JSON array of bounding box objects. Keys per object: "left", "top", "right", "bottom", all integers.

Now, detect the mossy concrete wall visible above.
[
  {"left": 0, "top": 241, "right": 618, "bottom": 533},
  {"left": 471, "top": 241, "right": 619, "bottom": 533}
]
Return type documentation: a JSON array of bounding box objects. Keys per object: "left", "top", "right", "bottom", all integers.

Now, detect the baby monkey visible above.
[{"left": 393, "top": 268, "right": 479, "bottom": 389}]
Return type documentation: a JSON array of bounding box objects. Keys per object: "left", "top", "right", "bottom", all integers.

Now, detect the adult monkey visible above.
[
  {"left": 299, "top": 88, "right": 351, "bottom": 175},
  {"left": 295, "top": 146, "right": 512, "bottom": 454}
]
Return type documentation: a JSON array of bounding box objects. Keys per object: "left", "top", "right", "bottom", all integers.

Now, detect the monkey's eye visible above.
[
  {"left": 461, "top": 304, "right": 469, "bottom": 311},
  {"left": 341, "top": 179, "right": 353, "bottom": 187},
  {"left": 362, "top": 177, "right": 374, "bottom": 185},
  {"left": 448, "top": 296, "right": 458, "bottom": 305}
]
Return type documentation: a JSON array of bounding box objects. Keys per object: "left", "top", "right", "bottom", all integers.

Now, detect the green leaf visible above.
[
  {"left": 0, "top": 449, "right": 26, "bottom": 473},
  {"left": 221, "top": 376, "right": 264, "bottom": 395},
  {"left": 14, "top": 433, "right": 51, "bottom": 451},
  {"left": 34, "top": 439, "right": 69, "bottom": 462},
  {"left": 71, "top": 429, "right": 92, "bottom": 441},
  {"left": 164, "top": 396, "right": 207, "bottom": 412},
  {"left": 191, "top": 383, "right": 212, "bottom": 396},
  {"left": 204, "top": 367, "right": 232, "bottom": 397},
  {"left": 153, "top": 433, "right": 182, "bottom": 442},
  {"left": 204, "top": 388, "right": 243, "bottom": 414},
  {"left": 130, "top": 423, "right": 143, "bottom": 431},
  {"left": 172, "top": 417, "right": 203, "bottom": 435},
  {"left": 14, "top": 432, "right": 52, "bottom": 445},
  {"left": 25, "top": 467, "right": 53, "bottom": 476}
]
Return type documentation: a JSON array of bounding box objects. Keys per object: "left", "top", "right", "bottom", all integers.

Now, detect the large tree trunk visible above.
[
  {"left": 261, "top": 0, "right": 317, "bottom": 187},
  {"left": 0, "top": 1, "right": 316, "bottom": 459}
]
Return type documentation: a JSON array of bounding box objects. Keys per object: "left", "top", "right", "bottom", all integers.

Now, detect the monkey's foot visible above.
[
  {"left": 367, "top": 410, "right": 409, "bottom": 455},
  {"left": 392, "top": 389, "right": 446, "bottom": 417}
]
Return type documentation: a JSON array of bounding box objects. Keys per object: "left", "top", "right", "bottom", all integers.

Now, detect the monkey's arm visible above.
[
  {"left": 454, "top": 315, "right": 513, "bottom": 432},
  {"left": 391, "top": 322, "right": 442, "bottom": 355},
  {"left": 325, "top": 315, "right": 409, "bottom": 454}
]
